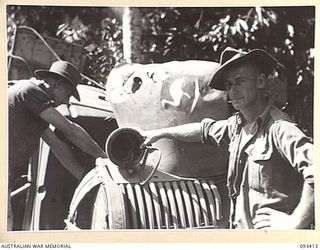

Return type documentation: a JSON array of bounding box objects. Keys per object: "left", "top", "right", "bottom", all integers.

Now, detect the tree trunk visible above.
[{"left": 122, "top": 7, "right": 142, "bottom": 63}]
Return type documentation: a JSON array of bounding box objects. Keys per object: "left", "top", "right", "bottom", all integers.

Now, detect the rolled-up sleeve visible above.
[
  {"left": 273, "top": 121, "right": 314, "bottom": 184},
  {"left": 18, "top": 84, "right": 52, "bottom": 115},
  {"left": 201, "top": 118, "right": 230, "bottom": 147}
]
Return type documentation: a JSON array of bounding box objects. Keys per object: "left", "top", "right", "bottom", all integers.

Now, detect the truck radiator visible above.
[
  {"left": 65, "top": 159, "right": 227, "bottom": 230},
  {"left": 116, "top": 180, "right": 222, "bottom": 229}
]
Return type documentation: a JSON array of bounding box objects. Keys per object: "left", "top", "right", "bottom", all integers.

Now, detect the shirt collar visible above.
[{"left": 235, "top": 100, "right": 273, "bottom": 132}]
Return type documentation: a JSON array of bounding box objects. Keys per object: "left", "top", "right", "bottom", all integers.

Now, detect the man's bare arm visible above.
[
  {"left": 41, "top": 128, "right": 87, "bottom": 180},
  {"left": 140, "top": 122, "right": 202, "bottom": 147},
  {"left": 39, "top": 107, "right": 106, "bottom": 159},
  {"left": 289, "top": 181, "right": 314, "bottom": 228},
  {"left": 253, "top": 182, "right": 314, "bottom": 229}
]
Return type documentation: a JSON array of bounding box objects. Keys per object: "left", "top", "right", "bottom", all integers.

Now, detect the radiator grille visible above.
[{"left": 120, "top": 180, "right": 222, "bottom": 229}]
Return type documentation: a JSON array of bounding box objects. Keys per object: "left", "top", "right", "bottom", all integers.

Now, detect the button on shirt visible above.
[{"left": 201, "top": 104, "right": 314, "bottom": 229}]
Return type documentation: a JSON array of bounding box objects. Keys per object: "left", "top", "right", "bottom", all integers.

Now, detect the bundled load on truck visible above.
[{"left": 66, "top": 60, "right": 231, "bottom": 230}]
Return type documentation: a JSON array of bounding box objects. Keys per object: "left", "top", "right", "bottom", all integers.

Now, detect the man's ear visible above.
[
  {"left": 53, "top": 78, "right": 63, "bottom": 89},
  {"left": 46, "top": 75, "right": 58, "bottom": 88},
  {"left": 257, "top": 73, "right": 267, "bottom": 89}
]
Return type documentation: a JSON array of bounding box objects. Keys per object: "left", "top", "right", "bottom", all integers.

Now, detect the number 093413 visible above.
[{"left": 300, "top": 244, "right": 319, "bottom": 248}]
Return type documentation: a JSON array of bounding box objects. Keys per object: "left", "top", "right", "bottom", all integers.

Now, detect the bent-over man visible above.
[{"left": 8, "top": 60, "right": 107, "bottom": 230}]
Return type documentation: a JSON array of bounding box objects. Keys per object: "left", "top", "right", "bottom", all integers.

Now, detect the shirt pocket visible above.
[{"left": 245, "top": 141, "right": 274, "bottom": 193}]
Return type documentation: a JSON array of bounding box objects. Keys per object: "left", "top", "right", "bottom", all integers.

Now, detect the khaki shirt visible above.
[
  {"left": 201, "top": 104, "right": 314, "bottom": 229},
  {"left": 8, "top": 78, "right": 52, "bottom": 186}
]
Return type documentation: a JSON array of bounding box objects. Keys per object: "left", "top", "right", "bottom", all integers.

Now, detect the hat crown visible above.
[
  {"left": 209, "top": 47, "right": 279, "bottom": 91},
  {"left": 220, "top": 47, "right": 246, "bottom": 65},
  {"left": 34, "top": 60, "right": 81, "bottom": 101},
  {"left": 49, "top": 61, "right": 81, "bottom": 87}
]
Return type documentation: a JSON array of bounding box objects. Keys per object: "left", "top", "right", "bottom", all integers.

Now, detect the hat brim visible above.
[
  {"left": 209, "top": 49, "right": 278, "bottom": 91},
  {"left": 34, "top": 70, "right": 81, "bottom": 101}
]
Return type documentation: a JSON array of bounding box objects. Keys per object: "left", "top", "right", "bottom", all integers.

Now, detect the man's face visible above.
[
  {"left": 222, "top": 63, "right": 263, "bottom": 112},
  {"left": 52, "top": 79, "right": 74, "bottom": 106}
]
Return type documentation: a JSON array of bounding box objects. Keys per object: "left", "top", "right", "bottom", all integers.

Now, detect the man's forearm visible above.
[
  {"left": 141, "top": 122, "right": 203, "bottom": 148},
  {"left": 42, "top": 129, "right": 86, "bottom": 180},
  {"left": 159, "top": 122, "right": 203, "bottom": 142},
  {"left": 50, "top": 140, "right": 86, "bottom": 180},
  {"left": 291, "top": 182, "right": 314, "bottom": 229},
  {"left": 39, "top": 107, "right": 106, "bottom": 159},
  {"left": 68, "top": 124, "right": 107, "bottom": 158}
]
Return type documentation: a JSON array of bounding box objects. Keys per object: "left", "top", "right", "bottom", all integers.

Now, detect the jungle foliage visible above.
[{"left": 6, "top": 5, "right": 315, "bottom": 136}]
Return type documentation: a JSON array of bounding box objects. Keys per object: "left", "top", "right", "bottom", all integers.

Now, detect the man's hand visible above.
[
  {"left": 139, "top": 129, "right": 164, "bottom": 148},
  {"left": 252, "top": 207, "right": 295, "bottom": 229}
]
